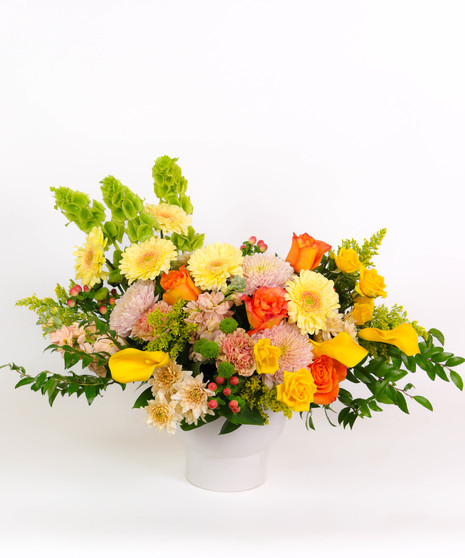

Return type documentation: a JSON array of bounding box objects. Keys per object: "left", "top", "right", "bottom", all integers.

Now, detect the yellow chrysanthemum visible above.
[
  {"left": 73, "top": 226, "right": 108, "bottom": 288},
  {"left": 144, "top": 203, "right": 192, "bottom": 235},
  {"left": 187, "top": 242, "right": 244, "bottom": 292},
  {"left": 119, "top": 237, "right": 177, "bottom": 284},
  {"left": 285, "top": 270, "right": 340, "bottom": 335}
]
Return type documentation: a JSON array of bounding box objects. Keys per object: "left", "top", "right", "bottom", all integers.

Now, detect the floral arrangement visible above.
[{"left": 4, "top": 156, "right": 464, "bottom": 436}]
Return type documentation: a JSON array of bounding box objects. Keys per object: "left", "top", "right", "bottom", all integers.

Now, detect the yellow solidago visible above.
[
  {"left": 239, "top": 376, "right": 292, "bottom": 422},
  {"left": 74, "top": 227, "right": 108, "bottom": 288}
]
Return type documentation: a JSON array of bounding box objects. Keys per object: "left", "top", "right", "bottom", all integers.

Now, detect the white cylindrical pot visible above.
[{"left": 176, "top": 412, "right": 286, "bottom": 492}]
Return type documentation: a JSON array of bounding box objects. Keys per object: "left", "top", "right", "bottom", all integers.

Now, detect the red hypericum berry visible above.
[
  {"left": 240, "top": 244, "right": 246, "bottom": 250},
  {"left": 259, "top": 243, "right": 268, "bottom": 252},
  {"left": 257, "top": 239, "right": 265, "bottom": 246},
  {"left": 216, "top": 376, "right": 225, "bottom": 385},
  {"left": 99, "top": 305, "right": 107, "bottom": 315},
  {"left": 248, "top": 236, "right": 257, "bottom": 245},
  {"left": 83, "top": 285, "right": 90, "bottom": 292},
  {"left": 232, "top": 406, "right": 241, "bottom": 413},
  {"left": 75, "top": 285, "right": 82, "bottom": 293},
  {"left": 69, "top": 286, "right": 80, "bottom": 297},
  {"left": 208, "top": 382, "right": 217, "bottom": 392},
  {"left": 109, "top": 297, "right": 116, "bottom": 305},
  {"left": 229, "top": 400, "right": 238, "bottom": 410},
  {"left": 229, "top": 376, "right": 239, "bottom": 386},
  {"left": 222, "top": 387, "right": 231, "bottom": 396},
  {"left": 208, "top": 400, "right": 218, "bottom": 410},
  {"left": 67, "top": 299, "right": 76, "bottom": 308},
  {"left": 110, "top": 288, "right": 117, "bottom": 296}
]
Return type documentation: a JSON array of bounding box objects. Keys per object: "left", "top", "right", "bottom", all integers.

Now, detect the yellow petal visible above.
[
  {"left": 310, "top": 332, "right": 368, "bottom": 368},
  {"left": 358, "top": 323, "right": 420, "bottom": 356},
  {"left": 109, "top": 348, "right": 170, "bottom": 383},
  {"left": 254, "top": 338, "right": 281, "bottom": 375}
]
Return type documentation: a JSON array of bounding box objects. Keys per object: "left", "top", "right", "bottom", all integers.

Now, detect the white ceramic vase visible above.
[{"left": 176, "top": 412, "right": 286, "bottom": 492}]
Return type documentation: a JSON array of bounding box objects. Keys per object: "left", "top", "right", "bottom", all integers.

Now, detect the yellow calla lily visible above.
[
  {"left": 310, "top": 332, "right": 368, "bottom": 368},
  {"left": 109, "top": 348, "right": 170, "bottom": 384},
  {"left": 358, "top": 323, "right": 420, "bottom": 356}
]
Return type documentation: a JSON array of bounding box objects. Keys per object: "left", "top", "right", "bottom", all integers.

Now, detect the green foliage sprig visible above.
[{"left": 1, "top": 362, "right": 124, "bottom": 406}]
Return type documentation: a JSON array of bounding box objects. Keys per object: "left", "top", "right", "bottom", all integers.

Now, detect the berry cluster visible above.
[
  {"left": 240, "top": 236, "right": 268, "bottom": 256},
  {"left": 66, "top": 284, "right": 119, "bottom": 316}
]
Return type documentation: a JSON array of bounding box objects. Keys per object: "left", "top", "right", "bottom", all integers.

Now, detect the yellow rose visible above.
[
  {"left": 275, "top": 368, "right": 317, "bottom": 412},
  {"left": 351, "top": 296, "right": 375, "bottom": 325},
  {"left": 333, "top": 248, "right": 361, "bottom": 274},
  {"left": 254, "top": 338, "right": 281, "bottom": 375},
  {"left": 355, "top": 267, "right": 387, "bottom": 298}
]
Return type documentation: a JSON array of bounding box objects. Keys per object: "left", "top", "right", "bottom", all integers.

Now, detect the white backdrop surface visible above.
[{"left": 1, "top": 1, "right": 465, "bottom": 556}]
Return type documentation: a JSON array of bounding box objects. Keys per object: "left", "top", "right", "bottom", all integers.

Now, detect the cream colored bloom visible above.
[
  {"left": 119, "top": 237, "right": 177, "bottom": 284},
  {"left": 74, "top": 227, "right": 108, "bottom": 288},
  {"left": 145, "top": 392, "right": 182, "bottom": 435},
  {"left": 285, "top": 270, "right": 340, "bottom": 335},
  {"left": 188, "top": 242, "right": 243, "bottom": 292},
  {"left": 171, "top": 373, "right": 214, "bottom": 424},
  {"left": 145, "top": 203, "right": 191, "bottom": 235},
  {"left": 149, "top": 360, "right": 184, "bottom": 396}
]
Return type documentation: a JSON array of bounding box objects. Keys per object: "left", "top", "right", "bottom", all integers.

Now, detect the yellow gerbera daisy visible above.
[
  {"left": 144, "top": 203, "right": 192, "bottom": 235},
  {"left": 74, "top": 226, "right": 108, "bottom": 288},
  {"left": 119, "top": 237, "right": 177, "bottom": 284},
  {"left": 285, "top": 270, "right": 340, "bottom": 335},
  {"left": 187, "top": 242, "right": 243, "bottom": 292}
]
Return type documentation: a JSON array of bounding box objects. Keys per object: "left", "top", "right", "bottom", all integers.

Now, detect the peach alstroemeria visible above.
[
  {"left": 285, "top": 233, "right": 331, "bottom": 273},
  {"left": 160, "top": 265, "right": 201, "bottom": 305},
  {"left": 242, "top": 287, "right": 288, "bottom": 335}
]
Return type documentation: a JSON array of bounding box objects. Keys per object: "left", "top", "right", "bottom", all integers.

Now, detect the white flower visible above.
[
  {"left": 145, "top": 392, "right": 182, "bottom": 435},
  {"left": 171, "top": 373, "right": 214, "bottom": 424},
  {"left": 149, "top": 360, "right": 184, "bottom": 396}
]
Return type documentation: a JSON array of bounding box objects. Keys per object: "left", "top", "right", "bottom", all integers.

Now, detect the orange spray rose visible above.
[
  {"left": 309, "top": 355, "right": 347, "bottom": 405},
  {"left": 160, "top": 265, "right": 201, "bottom": 305},
  {"left": 285, "top": 233, "right": 331, "bottom": 273},
  {"left": 242, "top": 287, "right": 288, "bottom": 335}
]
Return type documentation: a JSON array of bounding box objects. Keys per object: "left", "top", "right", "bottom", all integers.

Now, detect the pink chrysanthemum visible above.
[
  {"left": 242, "top": 254, "right": 294, "bottom": 295},
  {"left": 184, "top": 292, "right": 233, "bottom": 340},
  {"left": 217, "top": 328, "right": 256, "bottom": 377},
  {"left": 109, "top": 280, "right": 156, "bottom": 337},
  {"left": 132, "top": 300, "right": 172, "bottom": 341},
  {"left": 252, "top": 323, "right": 313, "bottom": 387}
]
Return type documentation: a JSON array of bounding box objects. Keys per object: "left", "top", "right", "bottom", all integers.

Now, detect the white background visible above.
[{"left": 1, "top": 1, "right": 465, "bottom": 556}]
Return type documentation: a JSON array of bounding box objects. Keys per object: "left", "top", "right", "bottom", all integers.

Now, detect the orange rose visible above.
[
  {"left": 285, "top": 233, "right": 331, "bottom": 273},
  {"left": 309, "top": 355, "right": 347, "bottom": 405},
  {"left": 242, "top": 287, "right": 288, "bottom": 335},
  {"left": 160, "top": 265, "right": 201, "bottom": 305}
]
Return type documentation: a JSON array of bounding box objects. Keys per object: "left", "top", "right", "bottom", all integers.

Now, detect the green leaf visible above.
[
  {"left": 14, "top": 377, "right": 35, "bottom": 388},
  {"left": 34, "top": 372, "right": 48, "bottom": 389},
  {"left": 394, "top": 391, "right": 409, "bottom": 414},
  {"left": 450, "top": 370, "right": 464, "bottom": 391},
  {"left": 219, "top": 420, "right": 242, "bottom": 435},
  {"left": 434, "top": 363, "right": 449, "bottom": 382},
  {"left": 413, "top": 395, "right": 433, "bottom": 411},
  {"left": 429, "top": 328, "right": 445, "bottom": 346},
  {"left": 132, "top": 387, "right": 153, "bottom": 409},
  {"left": 446, "top": 356, "right": 465, "bottom": 368},
  {"left": 368, "top": 400, "right": 383, "bottom": 412},
  {"left": 338, "top": 407, "right": 351, "bottom": 425},
  {"left": 84, "top": 385, "right": 97, "bottom": 405}
]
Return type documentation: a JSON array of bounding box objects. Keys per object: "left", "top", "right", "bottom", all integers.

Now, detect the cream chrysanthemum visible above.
[
  {"left": 187, "top": 242, "right": 243, "bottom": 292},
  {"left": 149, "top": 359, "right": 184, "bottom": 396},
  {"left": 171, "top": 372, "right": 215, "bottom": 424},
  {"left": 242, "top": 253, "right": 294, "bottom": 295},
  {"left": 119, "top": 237, "right": 177, "bottom": 284},
  {"left": 285, "top": 270, "right": 340, "bottom": 335},
  {"left": 145, "top": 392, "right": 182, "bottom": 435},
  {"left": 144, "top": 203, "right": 191, "bottom": 235},
  {"left": 74, "top": 227, "right": 108, "bottom": 288}
]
